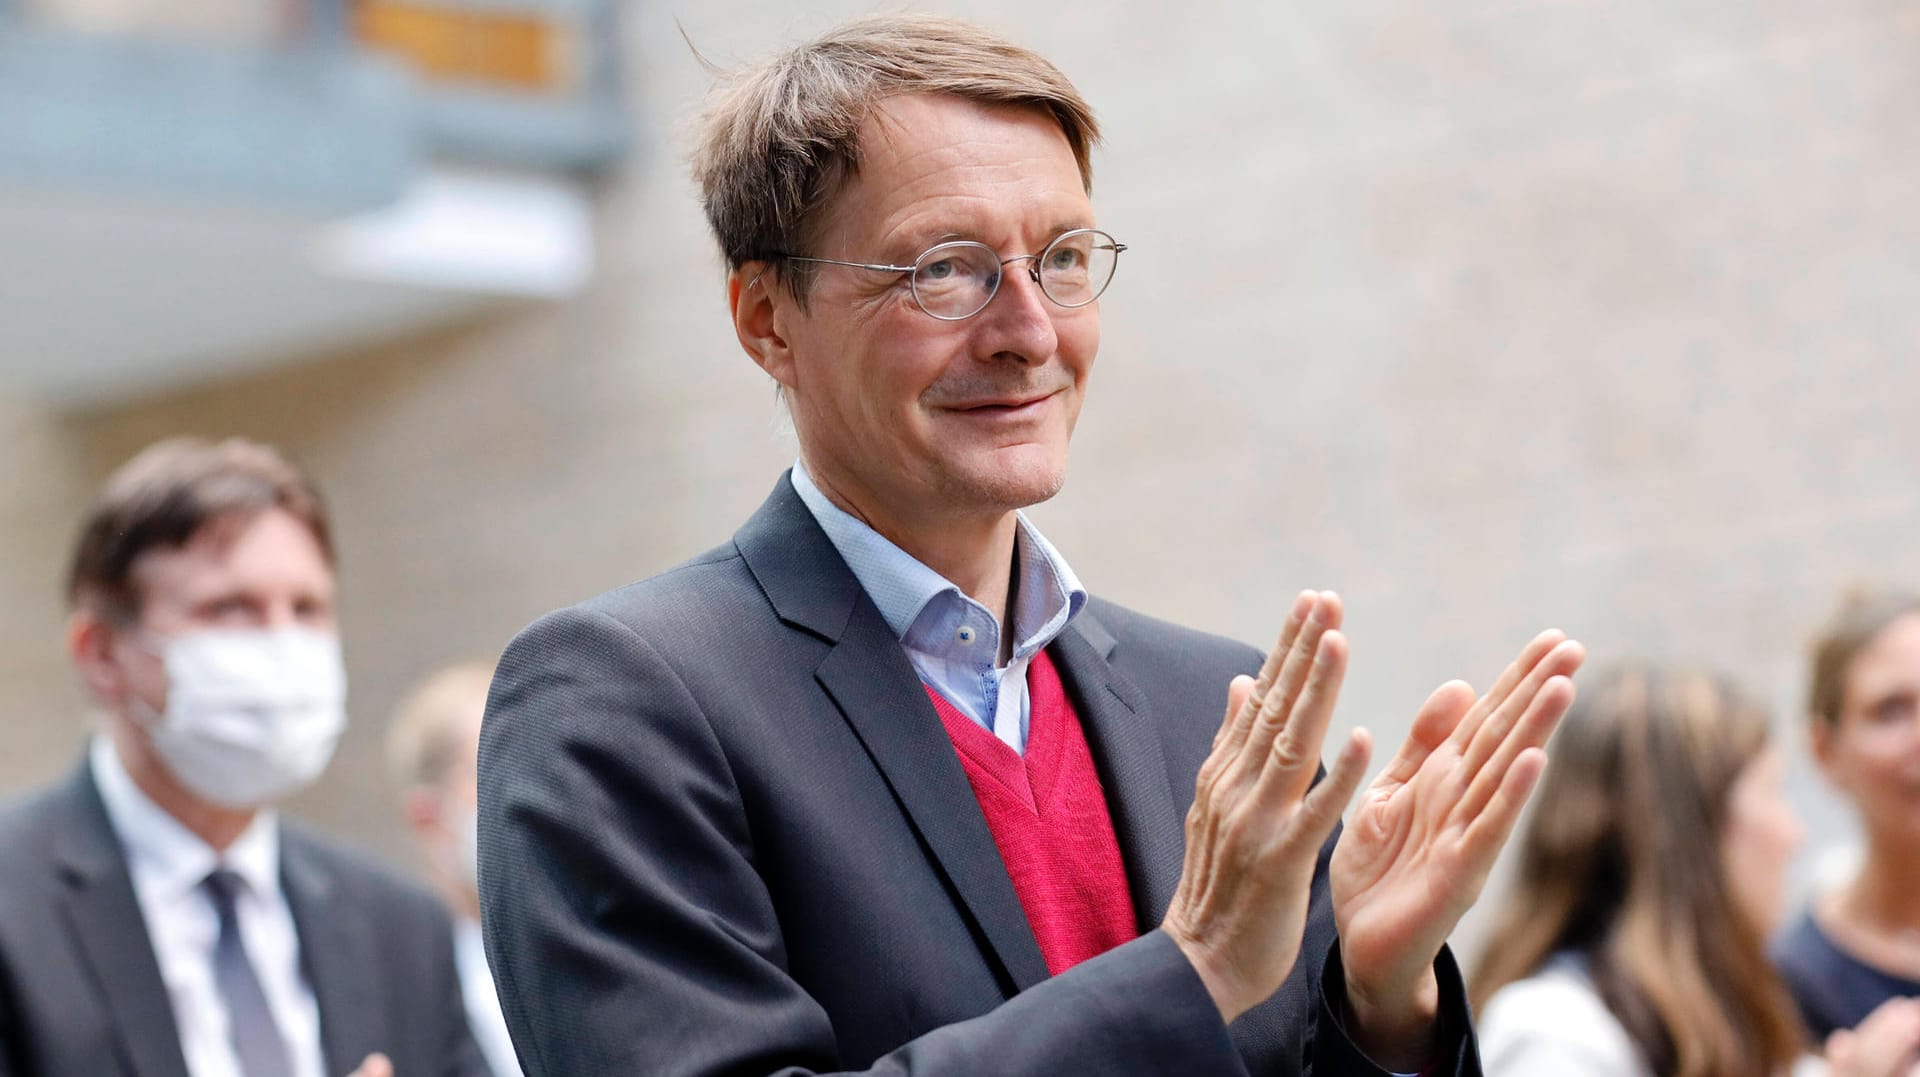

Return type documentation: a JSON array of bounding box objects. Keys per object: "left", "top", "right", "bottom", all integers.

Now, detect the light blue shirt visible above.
[{"left": 790, "top": 461, "right": 1086, "bottom": 754}]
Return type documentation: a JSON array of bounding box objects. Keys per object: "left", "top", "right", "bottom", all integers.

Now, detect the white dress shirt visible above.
[
  {"left": 790, "top": 461, "right": 1086, "bottom": 754},
  {"left": 455, "top": 917, "right": 521, "bottom": 1077},
  {"left": 90, "top": 736, "right": 327, "bottom": 1077}
]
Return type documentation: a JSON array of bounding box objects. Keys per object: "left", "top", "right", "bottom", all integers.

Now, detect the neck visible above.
[
  {"left": 1845, "top": 835, "right": 1920, "bottom": 933},
  {"left": 802, "top": 456, "right": 1019, "bottom": 625},
  {"left": 108, "top": 722, "right": 259, "bottom": 853}
]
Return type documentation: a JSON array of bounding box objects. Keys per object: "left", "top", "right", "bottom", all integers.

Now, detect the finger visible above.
[
  {"left": 1214, "top": 591, "right": 1317, "bottom": 760},
  {"left": 1459, "top": 639, "right": 1585, "bottom": 779},
  {"left": 350, "top": 1054, "right": 394, "bottom": 1077},
  {"left": 1848, "top": 1018, "right": 1920, "bottom": 1074},
  {"left": 1247, "top": 629, "right": 1348, "bottom": 813},
  {"left": 1223, "top": 596, "right": 1339, "bottom": 792},
  {"left": 1851, "top": 1001, "right": 1920, "bottom": 1069},
  {"left": 1197, "top": 675, "right": 1260, "bottom": 795},
  {"left": 1447, "top": 629, "right": 1566, "bottom": 751},
  {"left": 1459, "top": 741, "right": 1551, "bottom": 870},
  {"left": 1284, "top": 726, "right": 1373, "bottom": 853},
  {"left": 1458, "top": 675, "right": 1575, "bottom": 824},
  {"left": 1379, "top": 680, "right": 1475, "bottom": 787}
]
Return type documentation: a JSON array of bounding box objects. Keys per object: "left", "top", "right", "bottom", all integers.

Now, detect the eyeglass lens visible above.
[{"left": 910, "top": 230, "right": 1120, "bottom": 320}]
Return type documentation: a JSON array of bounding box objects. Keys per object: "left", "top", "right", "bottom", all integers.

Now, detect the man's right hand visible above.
[{"left": 1161, "top": 590, "right": 1372, "bottom": 1022}]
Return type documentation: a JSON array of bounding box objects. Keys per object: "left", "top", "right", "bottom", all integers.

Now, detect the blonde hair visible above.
[
  {"left": 1471, "top": 664, "right": 1805, "bottom": 1077},
  {"left": 385, "top": 661, "right": 495, "bottom": 792},
  {"left": 689, "top": 13, "right": 1100, "bottom": 301}
]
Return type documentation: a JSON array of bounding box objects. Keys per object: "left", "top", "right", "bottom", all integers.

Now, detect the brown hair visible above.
[
  {"left": 1470, "top": 665, "right": 1805, "bottom": 1077},
  {"left": 66, "top": 437, "right": 333, "bottom": 623},
  {"left": 385, "top": 661, "right": 495, "bottom": 792},
  {"left": 689, "top": 13, "right": 1100, "bottom": 301},
  {"left": 1807, "top": 587, "right": 1920, "bottom": 729}
]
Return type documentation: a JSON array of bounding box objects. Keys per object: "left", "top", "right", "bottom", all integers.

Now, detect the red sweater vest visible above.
[{"left": 922, "top": 648, "right": 1140, "bottom": 976}]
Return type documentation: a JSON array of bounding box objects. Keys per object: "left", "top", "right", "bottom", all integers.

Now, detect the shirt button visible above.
[{"left": 956, "top": 626, "right": 976, "bottom": 644}]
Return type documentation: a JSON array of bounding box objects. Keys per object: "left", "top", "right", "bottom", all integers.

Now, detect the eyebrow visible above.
[
  {"left": 884, "top": 231, "right": 963, "bottom": 260},
  {"left": 891, "top": 222, "right": 1100, "bottom": 259}
]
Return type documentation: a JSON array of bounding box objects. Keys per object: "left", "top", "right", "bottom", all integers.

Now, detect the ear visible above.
[
  {"left": 67, "top": 607, "right": 128, "bottom": 707},
  {"left": 729, "top": 263, "right": 800, "bottom": 392}
]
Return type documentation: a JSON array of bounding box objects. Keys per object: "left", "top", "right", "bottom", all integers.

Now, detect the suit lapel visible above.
[
  {"left": 53, "top": 766, "right": 193, "bottom": 1077},
  {"left": 815, "top": 604, "right": 1053, "bottom": 992},
  {"left": 282, "top": 833, "right": 383, "bottom": 1075},
  {"left": 1049, "top": 617, "right": 1188, "bottom": 929},
  {"left": 738, "top": 475, "right": 1052, "bottom": 994}
]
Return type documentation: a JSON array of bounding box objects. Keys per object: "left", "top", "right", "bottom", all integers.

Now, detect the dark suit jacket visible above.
[
  {"left": 0, "top": 762, "right": 488, "bottom": 1077},
  {"left": 478, "top": 474, "right": 1478, "bottom": 1075}
]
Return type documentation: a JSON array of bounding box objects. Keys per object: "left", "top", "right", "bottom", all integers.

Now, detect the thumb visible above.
[{"left": 348, "top": 1053, "right": 393, "bottom": 1077}]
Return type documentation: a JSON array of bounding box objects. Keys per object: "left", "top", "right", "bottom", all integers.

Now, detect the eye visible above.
[
  {"left": 294, "top": 595, "right": 334, "bottom": 623},
  {"left": 1048, "top": 247, "right": 1085, "bottom": 271},
  {"left": 919, "top": 259, "right": 957, "bottom": 282},
  {"left": 1870, "top": 694, "right": 1916, "bottom": 724}
]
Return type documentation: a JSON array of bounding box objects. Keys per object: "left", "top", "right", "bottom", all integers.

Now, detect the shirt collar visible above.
[
  {"left": 789, "top": 461, "right": 1086, "bottom": 662},
  {"left": 90, "top": 734, "right": 281, "bottom": 902}
]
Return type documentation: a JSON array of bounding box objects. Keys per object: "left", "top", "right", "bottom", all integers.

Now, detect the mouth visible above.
[{"left": 947, "top": 389, "right": 1060, "bottom": 417}]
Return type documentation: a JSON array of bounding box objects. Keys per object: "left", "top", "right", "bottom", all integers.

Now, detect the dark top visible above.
[{"left": 1774, "top": 907, "right": 1920, "bottom": 1041}]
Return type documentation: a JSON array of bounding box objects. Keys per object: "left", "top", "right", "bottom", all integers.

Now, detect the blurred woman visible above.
[
  {"left": 1471, "top": 664, "right": 1920, "bottom": 1076},
  {"left": 1777, "top": 591, "right": 1920, "bottom": 1040}
]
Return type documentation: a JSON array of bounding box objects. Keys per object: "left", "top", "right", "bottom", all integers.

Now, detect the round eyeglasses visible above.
[{"left": 777, "top": 228, "right": 1127, "bottom": 321}]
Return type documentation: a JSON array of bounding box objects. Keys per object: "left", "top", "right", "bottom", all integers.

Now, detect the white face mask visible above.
[{"left": 133, "top": 627, "right": 348, "bottom": 809}]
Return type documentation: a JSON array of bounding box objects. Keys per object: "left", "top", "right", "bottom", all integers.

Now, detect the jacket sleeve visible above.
[
  {"left": 476, "top": 604, "right": 1249, "bottom": 1077},
  {"left": 1303, "top": 942, "right": 1480, "bottom": 1076},
  {"left": 0, "top": 954, "right": 14, "bottom": 1077}
]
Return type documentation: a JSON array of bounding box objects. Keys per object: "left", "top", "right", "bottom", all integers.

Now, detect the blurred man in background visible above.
[
  {"left": 387, "top": 661, "right": 520, "bottom": 1077},
  {"left": 0, "top": 437, "right": 485, "bottom": 1077}
]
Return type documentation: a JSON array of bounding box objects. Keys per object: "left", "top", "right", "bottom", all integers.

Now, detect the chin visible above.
[{"left": 939, "top": 447, "right": 1069, "bottom": 512}]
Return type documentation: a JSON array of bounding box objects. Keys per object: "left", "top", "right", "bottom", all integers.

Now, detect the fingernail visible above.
[{"left": 1316, "top": 629, "right": 1341, "bottom": 657}]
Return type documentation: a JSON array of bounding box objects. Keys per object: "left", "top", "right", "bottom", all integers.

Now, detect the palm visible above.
[
  {"left": 1331, "top": 632, "right": 1583, "bottom": 999},
  {"left": 1333, "top": 701, "right": 1484, "bottom": 989}
]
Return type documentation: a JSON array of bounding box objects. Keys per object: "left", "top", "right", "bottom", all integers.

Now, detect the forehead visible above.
[
  {"left": 130, "top": 508, "right": 335, "bottom": 606},
  {"left": 820, "top": 94, "right": 1092, "bottom": 255},
  {"left": 1845, "top": 614, "right": 1920, "bottom": 696}
]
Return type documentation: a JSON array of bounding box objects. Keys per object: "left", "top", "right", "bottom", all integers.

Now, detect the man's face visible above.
[
  {"left": 769, "top": 94, "right": 1101, "bottom": 524},
  {"left": 109, "top": 507, "right": 338, "bottom": 714}
]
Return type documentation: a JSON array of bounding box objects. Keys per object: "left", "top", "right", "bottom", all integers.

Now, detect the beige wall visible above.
[{"left": 5, "top": 1, "right": 1919, "bottom": 959}]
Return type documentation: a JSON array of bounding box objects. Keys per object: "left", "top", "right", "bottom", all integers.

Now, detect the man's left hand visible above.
[{"left": 1329, "top": 629, "right": 1586, "bottom": 1070}]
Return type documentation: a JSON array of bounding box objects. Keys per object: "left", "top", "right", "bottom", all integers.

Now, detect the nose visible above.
[{"left": 975, "top": 257, "right": 1058, "bottom": 364}]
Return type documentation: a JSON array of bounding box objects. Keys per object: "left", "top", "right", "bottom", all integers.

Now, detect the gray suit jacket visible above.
[
  {"left": 478, "top": 474, "right": 1477, "bottom": 1075},
  {"left": 0, "top": 763, "right": 488, "bottom": 1077}
]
